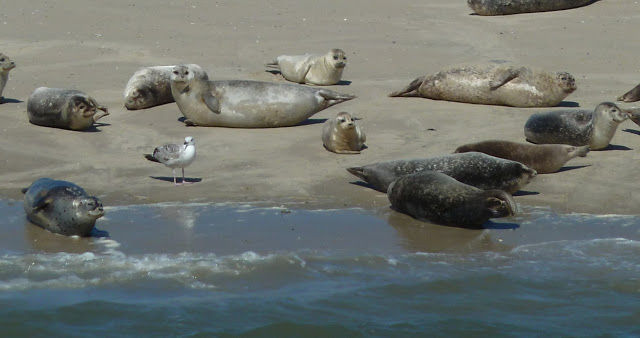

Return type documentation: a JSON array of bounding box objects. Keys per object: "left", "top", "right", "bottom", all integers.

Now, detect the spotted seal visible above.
[
  {"left": 0, "top": 52, "right": 16, "bottom": 103},
  {"left": 467, "top": 0, "right": 597, "bottom": 15},
  {"left": 321, "top": 112, "right": 366, "bottom": 154},
  {"left": 266, "top": 48, "right": 347, "bottom": 85},
  {"left": 27, "top": 87, "right": 109, "bottom": 131},
  {"left": 617, "top": 82, "right": 640, "bottom": 103}
]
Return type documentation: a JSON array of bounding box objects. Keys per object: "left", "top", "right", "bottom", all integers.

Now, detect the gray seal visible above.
[
  {"left": 22, "top": 178, "right": 104, "bottom": 237},
  {"left": 389, "top": 61, "right": 577, "bottom": 107},
  {"left": 617, "top": 83, "right": 640, "bottom": 103},
  {"left": 124, "top": 64, "right": 208, "bottom": 110},
  {"left": 321, "top": 112, "right": 366, "bottom": 154},
  {"left": 387, "top": 171, "right": 517, "bottom": 228},
  {"left": 170, "top": 64, "right": 356, "bottom": 127},
  {"left": 0, "top": 52, "right": 16, "bottom": 103},
  {"left": 454, "top": 140, "right": 590, "bottom": 174},
  {"left": 27, "top": 87, "right": 109, "bottom": 131},
  {"left": 467, "top": 0, "right": 597, "bottom": 16},
  {"left": 347, "top": 152, "right": 537, "bottom": 194},
  {"left": 265, "top": 48, "right": 347, "bottom": 85},
  {"left": 524, "top": 102, "right": 631, "bottom": 150}
]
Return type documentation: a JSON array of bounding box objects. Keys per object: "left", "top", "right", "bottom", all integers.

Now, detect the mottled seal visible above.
[
  {"left": 322, "top": 112, "right": 366, "bottom": 154},
  {"left": 347, "top": 152, "right": 537, "bottom": 194},
  {"left": 389, "top": 61, "right": 577, "bottom": 107},
  {"left": 124, "top": 64, "right": 208, "bottom": 110},
  {"left": 454, "top": 140, "right": 590, "bottom": 174},
  {"left": 387, "top": 171, "right": 516, "bottom": 228},
  {"left": 617, "top": 83, "right": 640, "bottom": 103},
  {"left": 266, "top": 48, "right": 347, "bottom": 85},
  {"left": 27, "top": 87, "right": 109, "bottom": 131},
  {"left": 524, "top": 102, "right": 631, "bottom": 150},
  {"left": 628, "top": 108, "right": 640, "bottom": 127},
  {"left": 0, "top": 52, "right": 16, "bottom": 103},
  {"left": 467, "top": 0, "right": 597, "bottom": 16},
  {"left": 170, "top": 64, "right": 356, "bottom": 127},
  {"left": 22, "top": 178, "right": 104, "bottom": 237},
  {"left": 145, "top": 136, "right": 196, "bottom": 186}
]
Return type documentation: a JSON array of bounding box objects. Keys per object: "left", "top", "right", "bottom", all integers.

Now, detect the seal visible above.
[
  {"left": 22, "top": 178, "right": 104, "bottom": 237},
  {"left": 265, "top": 48, "right": 347, "bottom": 85},
  {"left": 387, "top": 171, "right": 517, "bottom": 228},
  {"left": 144, "top": 136, "right": 196, "bottom": 186},
  {"left": 124, "top": 64, "right": 208, "bottom": 110},
  {"left": 617, "top": 82, "right": 640, "bottom": 103},
  {"left": 628, "top": 108, "right": 640, "bottom": 127},
  {"left": 389, "top": 61, "right": 577, "bottom": 107},
  {"left": 321, "top": 112, "right": 366, "bottom": 154},
  {"left": 454, "top": 140, "right": 590, "bottom": 174},
  {"left": 170, "top": 64, "right": 356, "bottom": 128},
  {"left": 347, "top": 152, "right": 537, "bottom": 194},
  {"left": 524, "top": 102, "right": 631, "bottom": 150},
  {"left": 27, "top": 87, "right": 109, "bottom": 131},
  {"left": 467, "top": 0, "right": 597, "bottom": 16},
  {"left": 0, "top": 52, "right": 17, "bottom": 103}
]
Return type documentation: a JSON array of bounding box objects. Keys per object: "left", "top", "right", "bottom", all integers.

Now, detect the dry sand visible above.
[{"left": 0, "top": 0, "right": 639, "bottom": 215}]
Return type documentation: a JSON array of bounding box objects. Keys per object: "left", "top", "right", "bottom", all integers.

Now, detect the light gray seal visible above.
[
  {"left": 170, "top": 64, "right": 356, "bottom": 127},
  {"left": 266, "top": 48, "right": 347, "bottom": 85},
  {"left": 0, "top": 52, "right": 16, "bottom": 103},
  {"left": 387, "top": 171, "right": 517, "bottom": 228},
  {"left": 389, "top": 61, "right": 577, "bottom": 107},
  {"left": 524, "top": 102, "right": 631, "bottom": 150},
  {"left": 347, "top": 152, "right": 537, "bottom": 194},
  {"left": 27, "top": 87, "right": 109, "bottom": 131},
  {"left": 124, "top": 64, "right": 208, "bottom": 110},
  {"left": 22, "top": 178, "right": 104, "bottom": 237},
  {"left": 454, "top": 140, "right": 590, "bottom": 174},
  {"left": 321, "top": 112, "right": 366, "bottom": 154},
  {"left": 467, "top": 0, "right": 597, "bottom": 16},
  {"left": 617, "top": 83, "right": 640, "bottom": 103}
]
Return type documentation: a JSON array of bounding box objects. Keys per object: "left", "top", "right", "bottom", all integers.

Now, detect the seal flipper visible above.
[
  {"left": 265, "top": 60, "right": 280, "bottom": 68},
  {"left": 489, "top": 67, "right": 523, "bottom": 90},
  {"left": 346, "top": 166, "right": 367, "bottom": 181},
  {"left": 32, "top": 195, "right": 53, "bottom": 212},
  {"left": 388, "top": 76, "right": 425, "bottom": 97},
  {"left": 299, "top": 63, "right": 313, "bottom": 84},
  {"left": 202, "top": 91, "right": 221, "bottom": 114},
  {"left": 318, "top": 90, "right": 357, "bottom": 109}
]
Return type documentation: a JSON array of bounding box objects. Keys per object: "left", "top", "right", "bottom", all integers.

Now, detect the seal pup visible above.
[
  {"left": 467, "top": 0, "right": 597, "bottom": 16},
  {"left": 387, "top": 171, "right": 516, "bottom": 228},
  {"left": 124, "top": 64, "right": 208, "bottom": 110},
  {"left": 454, "top": 140, "right": 590, "bottom": 174},
  {"left": 145, "top": 136, "right": 196, "bottom": 186},
  {"left": 27, "top": 87, "right": 109, "bottom": 131},
  {"left": 265, "top": 48, "right": 347, "bottom": 85},
  {"left": 389, "top": 61, "right": 577, "bottom": 107},
  {"left": 617, "top": 83, "right": 640, "bottom": 103},
  {"left": 347, "top": 152, "right": 537, "bottom": 194},
  {"left": 170, "top": 64, "right": 356, "bottom": 128},
  {"left": 0, "top": 52, "right": 16, "bottom": 103},
  {"left": 524, "top": 102, "right": 631, "bottom": 150},
  {"left": 22, "top": 178, "right": 104, "bottom": 237},
  {"left": 322, "top": 112, "right": 366, "bottom": 154}
]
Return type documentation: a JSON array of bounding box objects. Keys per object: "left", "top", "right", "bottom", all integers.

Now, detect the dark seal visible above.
[
  {"left": 27, "top": 87, "right": 109, "bottom": 131},
  {"left": 467, "top": 0, "right": 597, "bottom": 16}
]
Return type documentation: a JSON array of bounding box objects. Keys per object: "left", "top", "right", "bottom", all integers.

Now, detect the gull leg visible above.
[
  {"left": 182, "top": 168, "right": 193, "bottom": 184},
  {"left": 173, "top": 168, "right": 181, "bottom": 186}
]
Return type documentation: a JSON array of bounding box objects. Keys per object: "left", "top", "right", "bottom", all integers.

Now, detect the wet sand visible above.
[{"left": 0, "top": 0, "right": 639, "bottom": 215}]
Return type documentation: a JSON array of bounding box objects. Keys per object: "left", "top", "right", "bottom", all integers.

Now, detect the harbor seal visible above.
[
  {"left": 347, "top": 152, "right": 537, "bottom": 194},
  {"left": 0, "top": 52, "right": 16, "bottom": 103},
  {"left": 524, "top": 102, "right": 631, "bottom": 150},
  {"left": 389, "top": 61, "right": 577, "bottom": 107},
  {"left": 467, "top": 0, "right": 597, "bottom": 16},
  {"left": 454, "top": 140, "right": 590, "bottom": 174},
  {"left": 321, "top": 112, "right": 366, "bottom": 154},
  {"left": 22, "top": 178, "right": 104, "bottom": 237},
  {"left": 617, "top": 82, "right": 640, "bottom": 103},
  {"left": 144, "top": 136, "right": 196, "bottom": 186},
  {"left": 265, "top": 48, "right": 347, "bottom": 85},
  {"left": 387, "top": 171, "right": 516, "bottom": 228},
  {"left": 124, "top": 64, "right": 208, "bottom": 110},
  {"left": 170, "top": 64, "right": 356, "bottom": 127},
  {"left": 27, "top": 87, "right": 109, "bottom": 131}
]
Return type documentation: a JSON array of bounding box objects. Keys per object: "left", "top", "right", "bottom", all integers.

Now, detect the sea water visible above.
[{"left": 0, "top": 200, "right": 638, "bottom": 337}]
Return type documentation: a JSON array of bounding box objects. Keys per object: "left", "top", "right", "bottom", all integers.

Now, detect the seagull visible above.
[{"left": 144, "top": 136, "right": 196, "bottom": 186}]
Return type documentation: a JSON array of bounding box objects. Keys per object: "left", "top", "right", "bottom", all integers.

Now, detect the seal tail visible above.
[
  {"left": 346, "top": 166, "right": 366, "bottom": 181},
  {"left": 574, "top": 145, "right": 590, "bottom": 157},
  {"left": 484, "top": 189, "right": 518, "bottom": 217},
  {"left": 144, "top": 154, "right": 159, "bottom": 163},
  {"left": 265, "top": 60, "right": 279, "bottom": 68},
  {"left": 388, "top": 76, "right": 425, "bottom": 97},
  {"left": 319, "top": 91, "right": 357, "bottom": 109}
]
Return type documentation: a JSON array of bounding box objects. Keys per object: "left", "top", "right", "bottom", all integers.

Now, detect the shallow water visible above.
[{"left": 0, "top": 200, "right": 638, "bottom": 337}]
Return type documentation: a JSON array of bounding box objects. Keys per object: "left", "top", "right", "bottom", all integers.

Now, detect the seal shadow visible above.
[
  {"left": 623, "top": 128, "right": 640, "bottom": 136},
  {"left": 349, "top": 181, "right": 381, "bottom": 192},
  {"left": 0, "top": 97, "right": 23, "bottom": 104},
  {"left": 149, "top": 176, "right": 203, "bottom": 184},
  {"left": 512, "top": 190, "right": 539, "bottom": 196},
  {"left": 336, "top": 80, "right": 352, "bottom": 86},
  {"left": 601, "top": 144, "right": 632, "bottom": 151},
  {"left": 388, "top": 206, "right": 520, "bottom": 230},
  {"left": 556, "top": 164, "right": 591, "bottom": 173},
  {"left": 555, "top": 101, "right": 580, "bottom": 108},
  {"left": 482, "top": 221, "right": 520, "bottom": 230},
  {"left": 83, "top": 122, "right": 111, "bottom": 133},
  {"left": 298, "top": 118, "right": 328, "bottom": 126},
  {"left": 265, "top": 70, "right": 281, "bottom": 76}
]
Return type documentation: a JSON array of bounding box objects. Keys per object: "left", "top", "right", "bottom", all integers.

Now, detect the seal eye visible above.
[
  {"left": 343, "top": 56, "right": 347, "bottom": 60},
  {"left": 333, "top": 56, "right": 339, "bottom": 60},
  {"left": 173, "top": 71, "right": 179, "bottom": 75},
  {"left": 0, "top": 58, "right": 4, "bottom": 62},
  {"left": 185, "top": 71, "right": 190, "bottom": 75}
]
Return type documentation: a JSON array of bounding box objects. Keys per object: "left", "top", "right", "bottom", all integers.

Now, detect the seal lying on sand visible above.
[
  {"left": 387, "top": 171, "right": 517, "bottom": 228},
  {"left": 617, "top": 83, "right": 640, "bottom": 103},
  {"left": 170, "top": 64, "right": 356, "bottom": 127},
  {"left": 0, "top": 52, "right": 16, "bottom": 103},
  {"left": 266, "top": 48, "right": 347, "bottom": 85},
  {"left": 322, "top": 112, "right": 366, "bottom": 154},
  {"left": 467, "top": 0, "right": 597, "bottom": 16},
  {"left": 124, "top": 64, "right": 208, "bottom": 110},
  {"left": 389, "top": 61, "right": 577, "bottom": 107},
  {"left": 454, "top": 140, "right": 590, "bottom": 174},
  {"left": 524, "top": 102, "right": 631, "bottom": 150},
  {"left": 22, "top": 178, "right": 104, "bottom": 237},
  {"left": 347, "top": 152, "right": 537, "bottom": 194},
  {"left": 27, "top": 87, "right": 109, "bottom": 131}
]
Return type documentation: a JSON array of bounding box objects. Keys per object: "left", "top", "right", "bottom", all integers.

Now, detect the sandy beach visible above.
[{"left": 1, "top": 0, "right": 639, "bottom": 215}]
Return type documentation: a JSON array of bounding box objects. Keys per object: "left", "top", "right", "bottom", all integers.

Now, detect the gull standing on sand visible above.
[{"left": 145, "top": 136, "right": 196, "bottom": 186}]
